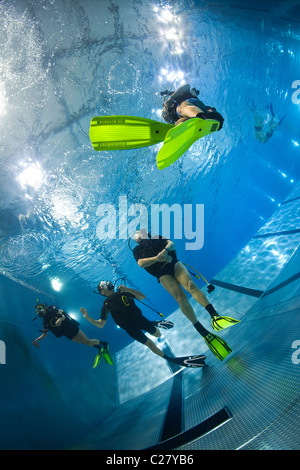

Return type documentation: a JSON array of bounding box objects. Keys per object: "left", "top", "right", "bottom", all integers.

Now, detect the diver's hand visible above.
[
  {"left": 156, "top": 250, "right": 168, "bottom": 262},
  {"left": 161, "top": 255, "right": 172, "bottom": 264},
  {"left": 80, "top": 307, "right": 88, "bottom": 318}
]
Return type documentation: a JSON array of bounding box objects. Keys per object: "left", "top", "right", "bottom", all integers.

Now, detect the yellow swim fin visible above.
[
  {"left": 203, "top": 332, "right": 232, "bottom": 361},
  {"left": 156, "top": 117, "right": 220, "bottom": 170},
  {"left": 102, "top": 345, "right": 114, "bottom": 366},
  {"left": 93, "top": 350, "right": 102, "bottom": 369},
  {"left": 211, "top": 315, "right": 240, "bottom": 332},
  {"left": 89, "top": 115, "right": 173, "bottom": 151}
]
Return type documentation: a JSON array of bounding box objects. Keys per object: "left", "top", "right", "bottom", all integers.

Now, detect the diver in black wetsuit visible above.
[
  {"left": 81, "top": 283, "right": 173, "bottom": 359},
  {"left": 251, "top": 102, "right": 286, "bottom": 144},
  {"left": 131, "top": 230, "right": 223, "bottom": 342},
  {"left": 80, "top": 282, "right": 206, "bottom": 368},
  {"left": 32, "top": 303, "right": 107, "bottom": 351},
  {"left": 161, "top": 83, "right": 224, "bottom": 128}
]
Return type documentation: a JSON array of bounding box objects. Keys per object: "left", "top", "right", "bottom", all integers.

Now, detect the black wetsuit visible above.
[
  {"left": 133, "top": 237, "right": 179, "bottom": 282},
  {"left": 100, "top": 291, "right": 156, "bottom": 344},
  {"left": 162, "top": 88, "right": 224, "bottom": 129},
  {"left": 43, "top": 305, "right": 79, "bottom": 339}
]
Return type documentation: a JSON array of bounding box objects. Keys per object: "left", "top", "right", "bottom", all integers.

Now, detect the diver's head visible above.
[
  {"left": 35, "top": 303, "right": 47, "bottom": 317},
  {"left": 97, "top": 281, "right": 114, "bottom": 296},
  {"left": 132, "top": 229, "right": 149, "bottom": 244}
]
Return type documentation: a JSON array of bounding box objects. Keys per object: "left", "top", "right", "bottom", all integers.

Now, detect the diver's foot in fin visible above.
[
  {"left": 203, "top": 332, "right": 232, "bottom": 361},
  {"left": 156, "top": 117, "right": 220, "bottom": 170},
  {"left": 211, "top": 315, "right": 240, "bottom": 332},
  {"left": 154, "top": 320, "right": 174, "bottom": 330},
  {"left": 95, "top": 340, "right": 108, "bottom": 351},
  {"left": 102, "top": 345, "right": 114, "bottom": 365},
  {"left": 175, "top": 117, "right": 190, "bottom": 125},
  {"left": 193, "top": 322, "right": 232, "bottom": 361},
  {"left": 93, "top": 350, "right": 103, "bottom": 369},
  {"left": 165, "top": 354, "right": 206, "bottom": 368}
]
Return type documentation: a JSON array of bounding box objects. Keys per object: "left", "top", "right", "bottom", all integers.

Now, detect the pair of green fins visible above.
[
  {"left": 176, "top": 314, "right": 240, "bottom": 364},
  {"left": 92, "top": 315, "right": 240, "bottom": 368},
  {"left": 89, "top": 115, "right": 220, "bottom": 170},
  {"left": 93, "top": 343, "right": 114, "bottom": 369}
]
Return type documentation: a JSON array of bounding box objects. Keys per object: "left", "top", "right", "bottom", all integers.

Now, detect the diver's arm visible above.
[
  {"left": 118, "top": 285, "right": 146, "bottom": 300},
  {"left": 137, "top": 238, "right": 175, "bottom": 268},
  {"left": 80, "top": 308, "right": 106, "bottom": 329},
  {"left": 138, "top": 251, "right": 171, "bottom": 267},
  {"left": 54, "top": 313, "right": 66, "bottom": 327},
  {"left": 165, "top": 240, "right": 175, "bottom": 251},
  {"left": 33, "top": 330, "right": 48, "bottom": 348},
  {"left": 154, "top": 236, "right": 175, "bottom": 252},
  {"left": 137, "top": 255, "right": 161, "bottom": 268}
]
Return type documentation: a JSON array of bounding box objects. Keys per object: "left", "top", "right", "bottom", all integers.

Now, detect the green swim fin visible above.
[
  {"left": 93, "top": 350, "right": 103, "bottom": 369},
  {"left": 156, "top": 117, "right": 220, "bottom": 170},
  {"left": 102, "top": 345, "right": 114, "bottom": 365},
  {"left": 211, "top": 315, "right": 240, "bottom": 332},
  {"left": 203, "top": 332, "right": 232, "bottom": 361},
  {"left": 89, "top": 115, "right": 173, "bottom": 151}
]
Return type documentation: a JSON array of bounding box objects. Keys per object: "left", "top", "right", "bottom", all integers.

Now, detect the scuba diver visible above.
[
  {"left": 161, "top": 83, "right": 224, "bottom": 128},
  {"left": 251, "top": 102, "right": 286, "bottom": 144},
  {"left": 87, "top": 83, "right": 224, "bottom": 169},
  {"left": 32, "top": 303, "right": 108, "bottom": 354},
  {"left": 130, "top": 230, "right": 238, "bottom": 361},
  {"left": 80, "top": 281, "right": 207, "bottom": 369}
]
